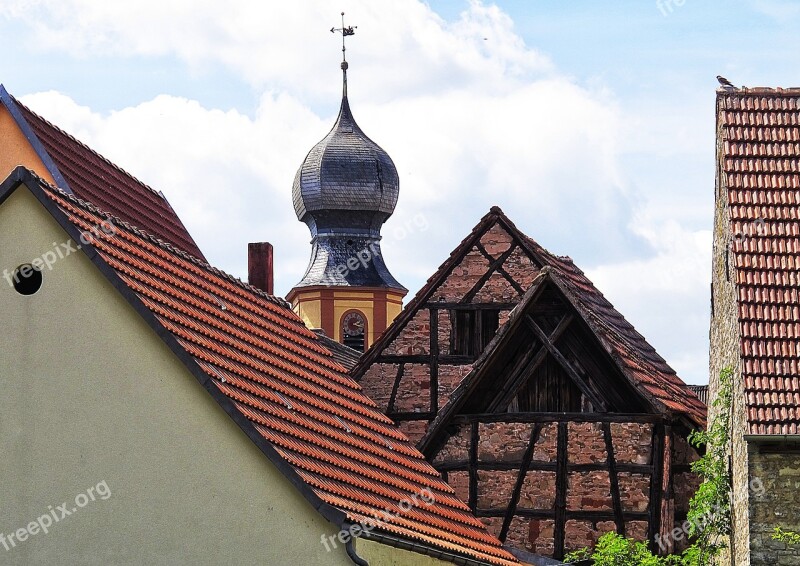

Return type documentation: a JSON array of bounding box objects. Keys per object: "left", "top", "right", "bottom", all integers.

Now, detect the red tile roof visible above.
[
  {"left": 718, "top": 87, "right": 800, "bottom": 435},
  {"left": 2, "top": 89, "right": 205, "bottom": 260},
  {"left": 7, "top": 168, "right": 518, "bottom": 566}
]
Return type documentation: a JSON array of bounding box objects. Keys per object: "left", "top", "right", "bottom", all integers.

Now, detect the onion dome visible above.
[{"left": 291, "top": 62, "right": 405, "bottom": 292}]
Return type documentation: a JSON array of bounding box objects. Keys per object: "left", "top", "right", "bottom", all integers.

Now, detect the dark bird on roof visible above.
[{"left": 717, "top": 75, "right": 736, "bottom": 88}]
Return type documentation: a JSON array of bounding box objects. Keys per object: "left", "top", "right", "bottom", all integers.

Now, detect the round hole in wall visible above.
[{"left": 12, "top": 264, "right": 43, "bottom": 295}]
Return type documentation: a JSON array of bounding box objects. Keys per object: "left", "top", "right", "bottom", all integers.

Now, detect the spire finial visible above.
[{"left": 330, "top": 12, "right": 356, "bottom": 97}]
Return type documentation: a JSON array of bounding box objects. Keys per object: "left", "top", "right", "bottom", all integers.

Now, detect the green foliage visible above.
[
  {"left": 772, "top": 527, "right": 800, "bottom": 546},
  {"left": 684, "top": 367, "right": 734, "bottom": 563},
  {"left": 565, "top": 369, "right": 735, "bottom": 566},
  {"left": 564, "top": 533, "right": 695, "bottom": 565}
]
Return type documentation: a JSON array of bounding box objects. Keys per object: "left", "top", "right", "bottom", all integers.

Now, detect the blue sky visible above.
[{"left": 2, "top": 0, "right": 798, "bottom": 384}]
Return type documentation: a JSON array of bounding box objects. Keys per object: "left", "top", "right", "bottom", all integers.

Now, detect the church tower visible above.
[{"left": 287, "top": 20, "right": 407, "bottom": 352}]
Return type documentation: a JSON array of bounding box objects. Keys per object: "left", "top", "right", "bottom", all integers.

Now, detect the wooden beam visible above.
[
  {"left": 554, "top": 422, "right": 568, "bottom": 561},
  {"left": 461, "top": 244, "right": 519, "bottom": 304},
  {"left": 436, "top": 459, "right": 653, "bottom": 475},
  {"left": 603, "top": 422, "right": 626, "bottom": 536},
  {"left": 488, "top": 313, "right": 574, "bottom": 412},
  {"left": 525, "top": 315, "right": 607, "bottom": 411},
  {"left": 376, "top": 354, "right": 475, "bottom": 365},
  {"left": 474, "top": 509, "right": 650, "bottom": 522},
  {"left": 499, "top": 423, "right": 543, "bottom": 541},
  {"left": 451, "top": 412, "right": 663, "bottom": 425},
  {"left": 469, "top": 420, "right": 479, "bottom": 511},
  {"left": 486, "top": 341, "right": 546, "bottom": 413},
  {"left": 425, "top": 302, "right": 519, "bottom": 311},
  {"left": 648, "top": 423, "right": 665, "bottom": 554},
  {"left": 430, "top": 308, "right": 439, "bottom": 414},
  {"left": 557, "top": 328, "right": 641, "bottom": 412},
  {"left": 386, "top": 362, "right": 405, "bottom": 414},
  {"left": 659, "top": 426, "right": 675, "bottom": 555},
  {"left": 475, "top": 242, "right": 525, "bottom": 295}
]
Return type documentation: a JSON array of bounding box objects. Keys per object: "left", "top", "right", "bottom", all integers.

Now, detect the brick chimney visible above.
[{"left": 248, "top": 242, "right": 274, "bottom": 295}]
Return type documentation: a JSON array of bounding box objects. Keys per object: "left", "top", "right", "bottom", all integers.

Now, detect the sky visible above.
[{"left": 1, "top": 0, "right": 799, "bottom": 384}]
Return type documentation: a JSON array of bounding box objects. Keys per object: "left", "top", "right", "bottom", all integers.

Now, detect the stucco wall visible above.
[
  {"left": 357, "top": 539, "right": 455, "bottom": 566},
  {"left": 0, "top": 105, "right": 56, "bottom": 185},
  {"left": 0, "top": 185, "right": 355, "bottom": 565}
]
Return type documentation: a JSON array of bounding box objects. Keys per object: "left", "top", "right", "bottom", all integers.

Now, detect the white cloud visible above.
[
  {"left": 586, "top": 211, "right": 712, "bottom": 383},
  {"left": 10, "top": 0, "right": 712, "bottom": 384},
  {"left": 2, "top": 0, "right": 553, "bottom": 104}
]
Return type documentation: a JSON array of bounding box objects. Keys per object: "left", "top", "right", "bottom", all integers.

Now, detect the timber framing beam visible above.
[
  {"left": 475, "top": 509, "right": 650, "bottom": 522},
  {"left": 461, "top": 243, "right": 519, "bottom": 304},
  {"left": 435, "top": 460, "right": 654, "bottom": 475},
  {"left": 554, "top": 422, "right": 568, "bottom": 560},
  {"left": 452, "top": 412, "right": 663, "bottom": 425},
  {"left": 475, "top": 241, "right": 525, "bottom": 296},
  {"left": 386, "top": 362, "right": 405, "bottom": 414},
  {"left": 488, "top": 312, "right": 574, "bottom": 412},
  {"left": 430, "top": 308, "right": 439, "bottom": 413},
  {"left": 499, "top": 423, "right": 543, "bottom": 542},
  {"left": 468, "top": 420, "right": 479, "bottom": 510},
  {"left": 524, "top": 315, "right": 607, "bottom": 411},
  {"left": 603, "top": 422, "right": 626, "bottom": 535},
  {"left": 648, "top": 423, "right": 665, "bottom": 553}
]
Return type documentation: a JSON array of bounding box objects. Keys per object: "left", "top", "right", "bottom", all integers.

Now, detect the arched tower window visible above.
[{"left": 341, "top": 310, "right": 367, "bottom": 352}]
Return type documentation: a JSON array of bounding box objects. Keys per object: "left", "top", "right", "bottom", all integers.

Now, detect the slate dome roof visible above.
[{"left": 292, "top": 94, "right": 399, "bottom": 238}]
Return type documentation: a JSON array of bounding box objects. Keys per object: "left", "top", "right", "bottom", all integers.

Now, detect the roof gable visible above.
[
  {"left": 0, "top": 86, "right": 206, "bottom": 260},
  {"left": 354, "top": 207, "right": 705, "bottom": 429},
  {"left": 0, "top": 167, "right": 518, "bottom": 566},
  {"left": 419, "top": 268, "right": 681, "bottom": 455},
  {"left": 352, "top": 207, "right": 541, "bottom": 378},
  {"left": 717, "top": 87, "right": 800, "bottom": 435}
]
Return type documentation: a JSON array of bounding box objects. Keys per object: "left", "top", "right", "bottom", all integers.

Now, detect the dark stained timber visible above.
[
  {"left": 554, "top": 422, "right": 568, "bottom": 560},
  {"left": 603, "top": 422, "right": 626, "bottom": 535},
  {"left": 499, "top": 423, "right": 543, "bottom": 541}
]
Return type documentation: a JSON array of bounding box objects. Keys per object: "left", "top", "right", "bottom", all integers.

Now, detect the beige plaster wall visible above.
[{"left": 0, "top": 185, "right": 355, "bottom": 565}]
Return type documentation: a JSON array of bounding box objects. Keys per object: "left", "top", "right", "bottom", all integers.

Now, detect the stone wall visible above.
[
  {"left": 709, "top": 115, "right": 751, "bottom": 565},
  {"left": 432, "top": 419, "right": 681, "bottom": 557},
  {"left": 748, "top": 445, "right": 800, "bottom": 565}
]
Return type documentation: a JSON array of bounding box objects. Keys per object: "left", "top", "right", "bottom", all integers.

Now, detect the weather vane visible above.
[{"left": 330, "top": 12, "right": 356, "bottom": 68}]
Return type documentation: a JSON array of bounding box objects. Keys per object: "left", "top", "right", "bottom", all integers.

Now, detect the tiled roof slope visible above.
[
  {"left": 356, "top": 208, "right": 706, "bottom": 428},
  {"left": 314, "top": 330, "right": 363, "bottom": 371},
  {"left": 688, "top": 385, "right": 709, "bottom": 406},
  {"left": 718, "top": 88, "right": 800, "bottom": 435},
  {"left": 9, "top": 169, "right": 517, "bottom": 566},
  {"left": 2, "top": 89, "right": 205, "bottom": 260},
  {"left": 527, "top": 234, "right": 707, "bottom": 427}
]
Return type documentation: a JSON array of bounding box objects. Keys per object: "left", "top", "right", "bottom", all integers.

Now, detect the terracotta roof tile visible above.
[
  {"left": 8, "top": 95, "right": 205, "bottom": 260},
  {"left": 26, "top": 174, "right": 517, "bottom": 566},
  {"left": 718, "top": 88, "right": 800, "bottom": 435}
]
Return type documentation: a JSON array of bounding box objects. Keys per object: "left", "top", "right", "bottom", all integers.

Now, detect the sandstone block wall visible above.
[{"left": 748, "top": 446, "right": 800, "bottom": 565}]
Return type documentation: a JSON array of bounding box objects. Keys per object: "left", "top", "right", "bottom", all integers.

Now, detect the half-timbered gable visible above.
[
  {"left": 353, "top": 208, "right": 544, "bottom": 441},
  {"left": 419, "top": 269, "right": 704, "bottom": 557},
  {"left": 352, "top": 207, "right": 706, "bottom": 560}
]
